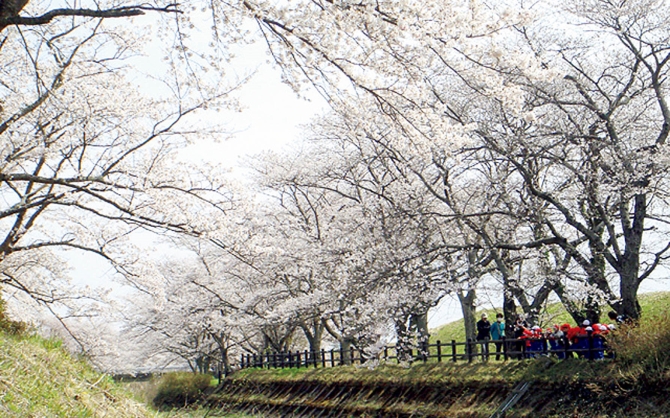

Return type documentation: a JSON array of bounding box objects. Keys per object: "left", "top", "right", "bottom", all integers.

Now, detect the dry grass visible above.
[{"left": 0, "top": 332, "right": 156, "bottom": 417}]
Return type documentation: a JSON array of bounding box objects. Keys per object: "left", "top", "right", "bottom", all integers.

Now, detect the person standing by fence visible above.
[
  {"left": 490, "top": 313, "right": 505, "bottom": 360},
  {"left": 512, "top": 315, "right": 529, "bottom": 359},
  {"left": 476, "top": 313, "right": 492, "bottom": 361}
]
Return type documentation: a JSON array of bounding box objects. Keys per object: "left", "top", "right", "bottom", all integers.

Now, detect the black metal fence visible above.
[{"left": 239, "top": 335, "right": 611, "bottom": 370}]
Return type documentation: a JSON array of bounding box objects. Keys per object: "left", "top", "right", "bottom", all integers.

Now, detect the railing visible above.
[{"left": 239, "top": 334, "right": 611, "bottom": 370}]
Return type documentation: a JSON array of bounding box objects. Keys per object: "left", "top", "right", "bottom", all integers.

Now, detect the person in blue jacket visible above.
[{"left": 490, "top": 313, "right": 505, "bottom": 360}]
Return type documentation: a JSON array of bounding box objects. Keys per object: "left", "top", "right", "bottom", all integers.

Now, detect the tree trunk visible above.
[
  {"left": 457, "top": 289, "right": 477, "bottom": 344},
  {"left": 300, "top": 318, "right": 324, "bottom": 361},
  {"left": 618, "top": 193, "right": 645, "bottom": 320},
  {"left": 409, "top": 310, "right": 429, "bottom": 343},
  {"left": 502, "top": 279, "right": 517, "bottom": 327},
  {"left": 340, "top": 336, "right": 354, "bottom": 365},
  {"left": 394, "top": 313, "right": 413, "bottom": 363},
  {"left": 409, "top": 310, "right": 429, "bottom": 358},
  {"left": 220, "top": 348, "right": 231, "bottom": 376}
]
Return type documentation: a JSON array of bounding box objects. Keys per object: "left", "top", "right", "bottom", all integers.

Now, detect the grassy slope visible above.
[
  {"left": 430, "top": 291, "right": 670, "bottom": 344},
  {"left": 0, "top": 332, "right": 157, "bottom": 417},
  {"left": 0, "top": 329, "right": 258, "bottom": 417}
]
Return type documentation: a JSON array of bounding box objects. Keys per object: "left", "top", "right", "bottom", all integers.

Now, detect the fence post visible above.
[
  {"left": 321, "top": 349, "right": 326, "bottom": 368},
  {"left": 339, "top": 347, "right": 344, "bottom": 366},
  {"left": 288, "top": 351, "right": 293, "bottom": 368},
  {"left": 436, "top": 340, "right": 442, "bottom": 363},
  {"left": 502, "top": 336, "right": 508, "bottom": 361},
  {"left": 467, "top": 339, "right": 473, "bottom": 363},
  {"left": 266, "top": 352, "right": 271, "bottom": 369},
  {"left": 451, "top": 340, "right": 457, "bottom": 362},
  {"left": 384, "top": 346, "right": 389, "bottom": 361},
  {"left": 422, "top": 341, "right": 428, "bottom": 363},
  {"left": 330, "top": 349, "right": 335, "bottom": 367}
]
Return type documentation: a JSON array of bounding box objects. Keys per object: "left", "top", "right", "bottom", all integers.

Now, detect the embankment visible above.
[{"left": 207, "top": 360, "right": 670, "bottom": 417}]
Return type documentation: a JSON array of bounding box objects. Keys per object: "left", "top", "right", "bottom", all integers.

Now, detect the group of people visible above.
[{"left": 475, "top": 311, "right": 626, "bottom": 361}]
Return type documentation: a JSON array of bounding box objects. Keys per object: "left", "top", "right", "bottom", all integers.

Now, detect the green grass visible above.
[{"left": 0, "top": 332, "right": 156, "bottom": 417}]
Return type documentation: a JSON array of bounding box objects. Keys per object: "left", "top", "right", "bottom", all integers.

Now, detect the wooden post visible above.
[
  {"left": 321, "top": 349, "right": 326, "bottom": 368},
  {"left": 330, "top": 349, "right": 335, "bottom": 367},
  {"left": 451, "top": 340, "right": 457, "bottom": 362},
  {"left": 350, "top": 346, "right": 355, "bottom": 365},
  {"left": 502, "top": 336, "right": 508, "bottom": 361},
  {"left": 436, "top": 340, "right": 442, "bottom": 363}
]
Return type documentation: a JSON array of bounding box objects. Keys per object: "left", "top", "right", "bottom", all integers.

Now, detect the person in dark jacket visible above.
[{"left": 476, "top": 313, "right": 491, "bottom": 361}]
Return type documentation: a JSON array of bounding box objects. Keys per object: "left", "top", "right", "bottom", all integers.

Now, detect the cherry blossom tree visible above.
[
  {"left": 237, "top": 0, "right": 670, "bottom": 321},
  {"left": 0, "top": 0, "right": 241, "bottom": 341}
]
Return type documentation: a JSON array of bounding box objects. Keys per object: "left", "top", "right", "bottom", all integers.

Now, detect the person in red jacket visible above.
[{"left": 570, "top": 320, "right": 590, "bottom": 358}]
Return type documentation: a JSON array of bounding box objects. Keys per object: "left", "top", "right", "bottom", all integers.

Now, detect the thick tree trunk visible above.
[
  {"left": 618, "top": 194, "right": 646, "bottom": 320},
  {"left": 394, "top": 313, "right": 413, "bottom": 363},
  {"left": 339, "top": 336, "right": 354, "bottom": 365},
  {"left": 409, "top": 311, "right": 429, "bottom": 343},
  {"left": 409, "top": 310, "right": 429, "bottom": 358},
  {"left": 620, "top": 274, "right": 642, "bottom": 320},
  {"left": 502, "top": 285, "right": 517, "bottom": 328},
  {"left": 300, "top": 318, "right": 324, "bottom": 361},
  {"left": 457, "top": 289, "right": 477, "bottom": 345}
]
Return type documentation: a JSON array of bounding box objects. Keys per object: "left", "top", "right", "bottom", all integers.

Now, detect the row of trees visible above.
[
  {"left": 127, "top": 0, "right": 670, "bottom": 375},
  {"left": 1, "top": 0, "right": 669, "bottom": 374}
]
